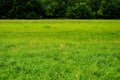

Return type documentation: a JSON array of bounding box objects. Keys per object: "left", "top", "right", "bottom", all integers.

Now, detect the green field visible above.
[{"left": 0, "top": 20, "right": 120, "bottom": 80}]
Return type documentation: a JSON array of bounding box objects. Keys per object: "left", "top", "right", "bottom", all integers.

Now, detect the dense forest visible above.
[{"left": 0, "top": 0, "right": 120, "bottom": 19}]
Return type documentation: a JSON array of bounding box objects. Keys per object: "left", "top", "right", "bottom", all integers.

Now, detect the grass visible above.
[{"left": 0, "top": 20, "right": 120, "bottom": 80}]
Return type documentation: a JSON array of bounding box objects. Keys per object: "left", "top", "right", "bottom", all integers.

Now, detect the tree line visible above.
[{"left": 0, "top": 0, "right": 120, "bottom": 19}]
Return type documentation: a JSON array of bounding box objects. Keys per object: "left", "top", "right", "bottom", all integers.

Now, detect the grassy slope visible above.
[{"left": 0, "top": 20, "right": 120, "bottom": 80}]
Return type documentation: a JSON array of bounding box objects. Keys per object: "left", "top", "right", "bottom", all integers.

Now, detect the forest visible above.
[{"left": 0, "top": 0, "right": 120, "bottom": 19}]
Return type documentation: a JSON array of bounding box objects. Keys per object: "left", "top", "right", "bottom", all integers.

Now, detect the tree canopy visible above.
[{"left": 0, "top": 0, "right": 120, "bottom": 19}]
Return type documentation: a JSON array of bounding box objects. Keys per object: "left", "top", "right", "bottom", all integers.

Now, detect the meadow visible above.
[{"left": 0, "top": 20, "right": 120, "bottom": 80}]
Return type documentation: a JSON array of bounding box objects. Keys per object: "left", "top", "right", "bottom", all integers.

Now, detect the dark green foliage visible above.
[
  {"left": 86, "top": 0, "right": 102, "bottom": 18},
  {"left": 0, "top": 0, "right": 13, "bottom": 18},
  {"left": 99, "top": 0, "right": 120, "bottom": 19},
  {"left": 0, "top": 0, "right": 120, "bottom": 19},
  {"left": 8, "top": 0, "right": 44, "bottom": 19},
  {"left": 66, "top": 3, "right": 92, "bottom": 19}
]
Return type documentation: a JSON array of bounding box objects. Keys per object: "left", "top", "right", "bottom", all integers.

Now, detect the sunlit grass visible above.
[{"left": 0, "top": 20, "right": 120, "bottom": 80}]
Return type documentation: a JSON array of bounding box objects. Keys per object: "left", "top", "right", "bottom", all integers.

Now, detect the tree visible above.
[
  {"left": 0, "top": 0, "right": 13, "bottom": 18},
  {"left": 0, "top": 0, "right": 120, "bottom": 19},
  {"left": 41, "top": 0, "right": 58, "bottom": 18},
  {"left": 66, "top": 3, "right": 92, "bottom": 19},
  {"left": 98, "top": 0, "right": 120, "bottom": 18},
  {"left": 86, "top": 0, "right": 102, "bottom": 18},
  {"left": 8, "top": 0, "right": 44, "bottom": 19}
]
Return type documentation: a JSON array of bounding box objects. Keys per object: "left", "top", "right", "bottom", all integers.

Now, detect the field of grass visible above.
[{"left": 0, "top": 20, "right": 120, "bottom": 80}]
